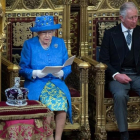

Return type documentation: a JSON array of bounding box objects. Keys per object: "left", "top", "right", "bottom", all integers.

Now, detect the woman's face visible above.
[{"left": 38, "top": 30, "right": 55, "bottom": 47}]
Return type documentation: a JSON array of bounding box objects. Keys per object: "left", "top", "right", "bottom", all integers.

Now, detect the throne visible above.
[
  {"left": 1, "top": 0, "right": 91, "bottom": 139},
  {"left": 82, "top": 11, "right": 140, "bottom": 140}
]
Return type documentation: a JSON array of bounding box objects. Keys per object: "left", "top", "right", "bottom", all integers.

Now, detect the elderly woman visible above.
[{"left": 19, "top": 15, "right": 72, "bottom": 140}]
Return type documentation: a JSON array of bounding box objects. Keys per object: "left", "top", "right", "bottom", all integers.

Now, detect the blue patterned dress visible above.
[
  {"left": 19, "top": 36, "right": 72, "bottom": 123},
  {"left": 40, "top": 81, "right": 68, "bottom": 112}
]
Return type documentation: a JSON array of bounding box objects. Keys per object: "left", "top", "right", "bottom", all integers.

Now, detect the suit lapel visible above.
[
  {"left": 132, "top": 26, "right": 140, "bottom": 65},
  {"left": 111, "top": 24, "right": 125, "bottom": 65}
]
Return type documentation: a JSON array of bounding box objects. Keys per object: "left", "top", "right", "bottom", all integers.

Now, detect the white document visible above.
[{"left": 41, "top": 55, "right": 76, "bottom": 74}]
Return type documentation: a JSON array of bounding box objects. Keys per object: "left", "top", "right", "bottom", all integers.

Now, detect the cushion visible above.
[
  {"left": 69, "top": 88, "right": 80, "bottom": 97},
  {"left": 0, "top": 100, "right": 53, "bottom": 121},
  {"left": 105, "top": 90, "right": 139, "bottom": 98}
]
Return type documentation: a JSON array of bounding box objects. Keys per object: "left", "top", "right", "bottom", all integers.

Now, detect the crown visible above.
[{"left": 5, "top": 77, "right": 28, "bottom": 106}]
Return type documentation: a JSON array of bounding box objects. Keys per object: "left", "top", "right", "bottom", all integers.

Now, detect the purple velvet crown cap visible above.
[
  {"left": 5, "top": 77, "right": 29, "bottom": 106},
  {"left": 5, "top": 87, "right": 28, "bottom": 100},
  {"left": 30, "top": 15, "right": 61, "bottom": 32}
]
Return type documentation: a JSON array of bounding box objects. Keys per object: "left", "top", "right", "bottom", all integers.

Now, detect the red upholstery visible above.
[
  {"left": 69, "top": 88, "right": 80, "bottom": 97},
  {"left": 0, "top": 100, "right": 53, "bottom": 121},
  {"left": 105, "top": 90, "right": 139, "bottom": 98}
]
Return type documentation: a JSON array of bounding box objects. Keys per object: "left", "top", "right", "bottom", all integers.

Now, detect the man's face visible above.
[{"left": 120, "top": 8, "right": 138, "bottom": 29}]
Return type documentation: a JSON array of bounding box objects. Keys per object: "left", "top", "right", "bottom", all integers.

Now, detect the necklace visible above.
[
  {"left": 42, "top": 45, "right": 50, "bottom": 50},
  {"left": 39, "top": 40, "right": 50, "bottom": 50}
]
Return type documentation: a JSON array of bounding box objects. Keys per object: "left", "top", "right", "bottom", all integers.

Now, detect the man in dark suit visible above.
[{"left": 99, "top": 2, "right": 140, "bottom": 140}]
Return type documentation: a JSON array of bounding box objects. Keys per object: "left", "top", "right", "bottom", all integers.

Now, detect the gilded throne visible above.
[
  {"left": 82, "top": 1, "right": 140, "bottom": 140},
  {"left": 1, "top": 0, "right": 91, "bottom": 140}
]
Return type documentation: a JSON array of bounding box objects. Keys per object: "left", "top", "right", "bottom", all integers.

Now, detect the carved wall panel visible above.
[
  {"left": 6, "top": 15, "right": 61, "bottom": 63},
  {"left": 70, "top": 11, "right": 80, "bottom": 56},
  {"left": 107, "top": 0, "right": 127, "bottom": 9},
  {"left": 88, "top": 15, "right": 120, "bottom": 59},
  {"left": 51, "top": 0, "right": 63, "bottom": 4},
  {"left": 135, "top": 0, "right": 140, "bottom": 9},
  {"left": 6, "top": 0, "right": 64, "bottom": 11},
  {"left": 97, "top": 21, "right": 119, "bottom": 45},
  {"left": 23, "top": 0, "right": 43, "bottom": 9},
  {"left": 6, "top": 0, "right": 16, "bottom": 10},
  {"left": 88, "top": 0, "right": 102, "bottom": 7},
  {"left": 72, "top": 0, "right": 79, "bottom": 4}
]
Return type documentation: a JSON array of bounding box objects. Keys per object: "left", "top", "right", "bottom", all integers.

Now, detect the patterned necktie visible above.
[{"left": 126, "top": 30, "right": 131, "bottom": 46}]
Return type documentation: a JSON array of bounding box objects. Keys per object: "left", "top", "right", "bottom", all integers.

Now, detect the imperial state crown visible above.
[{"left": 5, "top": 77, "right": 28, "bottom": 106}]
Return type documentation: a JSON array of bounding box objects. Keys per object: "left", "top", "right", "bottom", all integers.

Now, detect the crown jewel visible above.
[{"left": 5, "top": 77, "right": 28, "bottom": 106}]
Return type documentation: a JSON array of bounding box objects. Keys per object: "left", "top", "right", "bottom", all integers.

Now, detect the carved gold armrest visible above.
[
  {"left": 1, "top": 57, "right": 20, "bottom": 101},
  {"left": 81, "top": 56, "right": 107, "bottom": 128},
  {"left": 65, "top": 56, "right": 90, "bottom": 130}
]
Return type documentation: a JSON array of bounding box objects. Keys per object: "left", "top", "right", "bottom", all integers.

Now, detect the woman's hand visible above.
[
  {"left": 52, "top": 70, "right": 64, "bottom": 79},
  {"left": 32, "top": 70, "right": 47, "bottom": 78}
]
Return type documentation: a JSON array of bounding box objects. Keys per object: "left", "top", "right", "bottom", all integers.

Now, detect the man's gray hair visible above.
[{"left": 120, "top": 2, "right": 138, "bottom": 18}]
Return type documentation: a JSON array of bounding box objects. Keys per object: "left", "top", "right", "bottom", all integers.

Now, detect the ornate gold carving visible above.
[
  {"left": 98, "top": 21, "right": 118, "bottom": 45},
  {"left": 16, "top": 0, "right": 24, "bottom": 10},
  {"left": 0, "top": 3, "right": 3, "bottom": 17},
  {"left": 80, "top": 69, "right": 89, "bottom": 83},
  {"left": 135, "top": 0, "right": 140, "bottom": 8},
  {"left": 127, "top": 104, "right": 140, "bottom": 123},
  {"left": 13, "top": 22, "right": 33, "bottom": 47},
  {"left": 104, "top": 97, "right": 140, "bottom": 104},
  {"left": 63, "top": 0, "right": 72, "bottom": 5},
  {"left": 106, "top": 105, "right": 116, "bottom": 123},
  {"left": 71, "top": 97, "right": 82, "bottom": 102},
  {"left": 70, "top": 12, "right": 79, "bottom": 56},
  {"left": 40, "top": 1, "right": 50, "bottom": 9},
  {"left": 100, "top": 0, "right": 110, "bottom": 9},
  {"left": 71, "top": 0, "right": 79, "bottom": 4},
  {"left": 51, "top": 0, "right": 64, "bottom": 5},
  {"left": 95, "top": 126, "right": 107, "bottom": 140},
  {"left": 88, "top": 0, "right": 101, "bottom": 6},
  {"left": 78, "top": 61, "right": 90, "bottom": 68},
  {"left": 72, "top": 104, "right": 80, "bottom": 123},
  {"left": 6, "top": 0, "right": 16, "bottom": 9},
  {"left": 107, "top": 0, "right": 126, "bottom": 9},
  {"left": 105, "top": 103, "right": 140, "bottom": 124},
  {"left": 22, "top": 0, "right": 43, "bottom": 9},
  {"left": 1, "top": 21, "right": 10, "bottom": 53},
  {"left": 12, "top": 54, "right": 21, "bottom": 65},
  {"left": 80, "top": 0, "right": 88, "bottom": 7},
  {"left": 79, "top": 125, "right": 91, "bottom": 140}
]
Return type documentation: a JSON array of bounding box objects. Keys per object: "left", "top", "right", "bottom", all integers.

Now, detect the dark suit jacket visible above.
[{"left": 99, "top": 24, "right": 140, "bottom": 81}]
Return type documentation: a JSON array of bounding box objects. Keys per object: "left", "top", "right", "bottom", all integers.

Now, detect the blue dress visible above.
[
  {"left": 40, "top": 81, "right": 68, "bottom": 112},
  {"left": 19, "top": 36, "right": 72, "bottom": 123}
]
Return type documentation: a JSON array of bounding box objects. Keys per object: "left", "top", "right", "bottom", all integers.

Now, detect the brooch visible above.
[{"left": 54, "top": 44, "right": 58, "bottom": 48}]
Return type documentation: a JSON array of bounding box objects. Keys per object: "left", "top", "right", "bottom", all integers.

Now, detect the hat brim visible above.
[{"left": 30, "top": 24, "right": 61, "bottom": 32}]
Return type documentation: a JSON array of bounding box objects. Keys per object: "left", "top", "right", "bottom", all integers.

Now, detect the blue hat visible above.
[{"left": 30, "top": 15, "right": 61, "bottom": 32}]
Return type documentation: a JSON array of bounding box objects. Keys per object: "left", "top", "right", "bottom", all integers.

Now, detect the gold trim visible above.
[{"left": 0, "top": 112, "right": 54, "bottom": 121}]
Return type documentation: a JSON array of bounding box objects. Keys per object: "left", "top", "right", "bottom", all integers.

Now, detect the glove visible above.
[
  {"left": 32, "top": 70, "right": 47, "bottom": 79},
  {"left": 52, "top": 70, "right": 64, "bottom": 79}
]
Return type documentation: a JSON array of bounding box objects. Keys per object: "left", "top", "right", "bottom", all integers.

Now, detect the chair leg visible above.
[
  {"left": 78, "top": 125, "right": 91, "bottom": 140},
  {"left": 95, "top": 128, "right": 107, "bottom": 140}
]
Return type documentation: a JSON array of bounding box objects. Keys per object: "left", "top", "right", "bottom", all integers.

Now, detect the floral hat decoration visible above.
[{"left": 30, "top": 15, "right": 61, "bottom": 32}]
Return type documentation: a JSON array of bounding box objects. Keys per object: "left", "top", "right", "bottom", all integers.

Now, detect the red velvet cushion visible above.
[
  {"left": 0, "top": 100, "right": 52, "bottom": 121},
  {"left": 105, "top": 90, "right": 139, "bottom": 98},
  {"left": 69, "top": 88, "right": 80, "bottom": 97}
]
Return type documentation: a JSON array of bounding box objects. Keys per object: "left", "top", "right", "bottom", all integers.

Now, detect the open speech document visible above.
[{"left": 41, "top": 55, "right": 76, "bottom": 74}]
